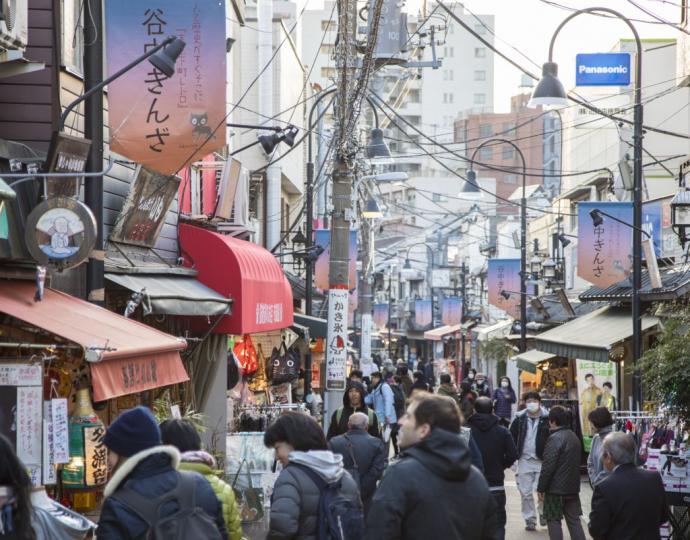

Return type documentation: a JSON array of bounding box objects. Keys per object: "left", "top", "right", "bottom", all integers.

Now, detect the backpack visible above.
[
  {"left": 390, "top": 384, "right": 406, "bottom": 418},
  {"left": 111, "top": 471, "right": 222, "bottom": 540},
  {"left": 291, "top": 464, "right": 364, "bottom": 540}
]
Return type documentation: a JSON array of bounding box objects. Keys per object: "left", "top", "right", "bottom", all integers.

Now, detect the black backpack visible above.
[
  {"left": 111, "top": 471, "right": 222, "bottom": 540},
  {"left": 390, "top": 384, "right": 406, "bottom": 418},
  {"left": 291, "top": 464, "right": 364, "bottom": 540}
]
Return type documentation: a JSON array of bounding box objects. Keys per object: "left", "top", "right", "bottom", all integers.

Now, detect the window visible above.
[
  {"left": 479, "top": 124, "right": 492, "bottom": 138},
  {"left": 474, "top": 47, "right": 486, "bottom": 58},
  {"left": 443, "top": 93, "right": 453, "bottom": 104},
  {"left": 448, "top": 46, "right": 454, "bottom": 57},
  {"left": 408, "top": 89, "right": 420, "bottom": 102},
  {"left": 61, "top": 0, "right": 84, "bottom": 73},
  {"left": 504, "top": 174, "right": 517, "bottom": 184},
  {"left": 432, "top": 193, "right": 448, "bottom": 202},
  {"left": 502, "top": 122, "right": 516, "bottom": 134},
  {"left": 443, "top": 69, "right": 454, "bottom": 81},
  {"left": 474, "top": 70, "right": 486, "bottom": 81},
  {"left": 321, "top": 20, "right": 335, "bottom": 31},
  {"left": 474, "top": 23, "right": 488, "bottom": 35},
  {"left": 319, "top": 44, "right": 335, "bottom": 55},
  {"left": 474, "top": 93, "right": 486, "bottom": 105},
  {"left": 502, "top": 146, "right": 515, "bottom": 159},
  {"left": 321, "top": 67, "right": 336, "bottom": 79},
  {"left": 479, "top": 147, "right": 493, "bottom": 160},
  {"left": 443, "top": 93, "right": 448, "bottom": 104}
]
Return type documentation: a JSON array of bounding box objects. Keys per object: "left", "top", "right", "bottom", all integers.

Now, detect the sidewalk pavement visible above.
[{"left": 505, "top": 470, "right": 594, "bottom": 539}]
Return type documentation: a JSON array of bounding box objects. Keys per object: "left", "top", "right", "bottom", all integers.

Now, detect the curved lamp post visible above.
[
  {"left": 469, "top": 138, "right": 527, "bottom": 353},
  {"left": 531, "top": 7, "right": 643, "bottom": 410}
]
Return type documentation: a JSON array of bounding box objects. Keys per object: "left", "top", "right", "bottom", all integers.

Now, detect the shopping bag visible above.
[
  {"left": 271, "top": 342, "right": 300, "bottom": 385},
  {"left": 231, "top": 459, "right": 265, "bottom": 522},
  {"left": 234, "top": 334, "right": 258, "bottom": 377},
  {"left": 248, "top": 344, "right": 268, "bottom": 392}
]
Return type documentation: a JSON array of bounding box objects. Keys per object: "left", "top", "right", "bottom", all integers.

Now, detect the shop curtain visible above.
[{"left": 183, "top": 334, "right": 226, "bottom": 412}]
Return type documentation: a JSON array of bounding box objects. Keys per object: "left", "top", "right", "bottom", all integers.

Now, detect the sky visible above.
[{"left": 422, "top": 0, "right": 680, "bottom": 112}]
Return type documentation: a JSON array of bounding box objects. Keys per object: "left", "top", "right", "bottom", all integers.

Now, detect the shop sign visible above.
[
  {"left": 84, "top": 425, "right": 108, "bottom": 486},
  {"left": 577, "top": 201, "right": 633, "bottom": 287},
  {"left": 0, "top": 363, "right": 42, "bottom": 386},
  {"left": 109, "top": 166, "right": 180, "bottom": 248},
  {"left": 488, "top": 259, "right": 520, "bottom": 319},
  {"left": 576, "top": 359, "right": 616, "bottom": 438},
  {"left": 17, "top": 386, "right": 42, "bottom": 476},
  {"left": 575, "top": 53, "right": 631, "bottom": 86},
  {"left": 431, "top": 269, "right": 451, "bottom": 289},
  {"left": 24, "top": 197, "right": 97, "bottom": 270},
  {"left": 325, "top": 288, "right": 349, "bottom": 390},
  {"left": 51, "top": 398, "right": 69, "bottom": 463},
  {"left": 256, "top": 302, "right": 284, "bottom": 326},
  {"left": 43, "top": 132, "right": 91, "bottom": 198},
  {"left": 42, "top": 405, "right": 56, "bottom": 485},
  {"left": 441, "top": 297, "right": 462, "bottom": 326},
  {"left": 105, "top": 0, "right": 227, "bottom": 174}
]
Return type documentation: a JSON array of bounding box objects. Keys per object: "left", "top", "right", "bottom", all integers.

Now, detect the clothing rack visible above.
[{"left": 233, "top": 403, "right": 305, "bottom": 432}]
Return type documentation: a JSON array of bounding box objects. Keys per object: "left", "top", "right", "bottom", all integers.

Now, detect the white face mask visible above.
[
  {"left": 501, "top": 381, "right": 509, "bottom": 388},
  {"left": 476, "top": 379, "right": 485, "bottom": 385},
  {"left": 526, "top": 402, "right": 540, "bottom": 413}
]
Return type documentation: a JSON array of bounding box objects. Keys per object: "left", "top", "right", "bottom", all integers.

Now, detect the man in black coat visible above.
[
  {"left": 328, "top": 412, "right": 387, "bottom": 517},
  {"left": 327, "top": 380, "right": 380, "bottom": 440},
  {"left": 97, "top": 406, "right": 227, "bottom": 539},
  {"left": 468, "top": 397, "right": 518, "bottom": 540},
  {"left": 589, "top": 432, "right": 669, "bottom": 540},
  {"left": 364, "top": 393, "right": 496, "bottom": 540},
  {"left": 537, "top": 406, "right": 586, "bottom": 540}
]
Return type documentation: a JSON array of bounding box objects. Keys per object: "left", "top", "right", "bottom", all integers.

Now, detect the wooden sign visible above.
[{"left": 84, "top": 425, "right": 108, "bottom": 486}]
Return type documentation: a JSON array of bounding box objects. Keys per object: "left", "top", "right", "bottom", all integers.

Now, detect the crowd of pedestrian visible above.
[{"left": 0, "top": 363, "right": 671, "bottom": 540}]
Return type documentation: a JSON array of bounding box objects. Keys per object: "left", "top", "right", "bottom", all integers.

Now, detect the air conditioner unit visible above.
[{"left": 0, "top": 0, "right": 28, "bottom": 52}]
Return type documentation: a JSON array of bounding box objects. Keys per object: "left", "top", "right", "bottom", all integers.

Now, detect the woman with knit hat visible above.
[{"left": 97, "top": 406, "right": 228, "bottom": 539}]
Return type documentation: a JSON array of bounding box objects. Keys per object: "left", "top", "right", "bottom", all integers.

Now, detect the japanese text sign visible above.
[
  {"left": 488, "top": 259, "right": 521, "bottom": 319},
  {"left": 325, "top": 288, "right": 349, "bottom": 390},
  {"left": 373, "top": 303, "right": 389, "bottom": 329},
  {"left": 84, "top": 425, "right": 108, "bottom": 486},
  {"left": 414, "top": 299, "right": 433, "bottom": 328},
  {"left": 441, "top": 297, "right": 462, "bottom": 326},
  {"left": 577, "top": 201, "right": 633, "bottom": 287},
  {"left": 105, "top": 1, "right": 226, "bottom": 174}
]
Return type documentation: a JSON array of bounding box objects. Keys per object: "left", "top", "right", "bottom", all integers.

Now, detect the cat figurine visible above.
[{"left": 190, "top": 112, "right": 216, "bottom": 141}]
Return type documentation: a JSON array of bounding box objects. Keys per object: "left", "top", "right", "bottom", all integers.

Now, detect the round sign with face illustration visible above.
[{"left": 25, "top": 197, "right": 96, "bottom": 269}]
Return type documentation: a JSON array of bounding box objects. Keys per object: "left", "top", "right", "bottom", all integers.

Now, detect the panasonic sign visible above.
[{"left": 575, "top": 53, "right": 631, "bottom": 86}]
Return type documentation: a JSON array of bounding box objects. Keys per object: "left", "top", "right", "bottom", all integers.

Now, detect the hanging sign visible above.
[
  {"left": 577, "top": 201, "right": 633, "bottom": 287},
  {"left": 576, "top": 359, "right": 617, "bottom": 438},
  {"left": 314, "top": 229, "right": 357, "bottom": 292},
  {"left": 17, "top": 386, "right": 42, "bottom": 466},
  {"left": 325, "top": 288, "right": 349, "bottom": 391},
  {"left": 43, "top": 132, "right": 91, "bottom": 198},
  {"left": 51, "top": 398, "right": 69, "bottom": 464},
  {"left": 414, "top": 299, "right": 432, "bottom": 327},
  {"left": 84, "top": 425, "right": 108, "bottom": 486},
  {"left": 575, "top": 53, "right": 631, "bottom": 86},
  {"left": 105, "top": 0, "right": 227, "bottom": 174},
  {"left": 43, "top": 404, "right": 56, "bottom": 485},
  {"left": 24, "top": 197, "right": 97, "bottom": 270},
  {"left": 441, "top": 297, "right": 462, "bottom": 326},
  {"left": 373, "top": 303, "right": 389, "bottom": 329},
  {"left": 431, "top": 269, "right": 451, "bottom": 289},
  {"left": 488, "top": 259, "right": 520, "bottom": 318},
  {"left": 109, "top": 165, "right": 181, "bottom": 248}
]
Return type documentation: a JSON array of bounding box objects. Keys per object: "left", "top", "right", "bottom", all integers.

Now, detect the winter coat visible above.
[
  {"left": 436, "top": 383, "right": 462, "bottom": 406},
  {"left": 492, "top": 387, "right": 516, "bottom": 419},
  {"left": 178, "top": 451, "right": 243, "bottom": 540},
  {"left": 267, "top": 450, "right": 360, "bottom": 540},
  {"left": 409, "top": 380, "right": 430, "bottom": 395},
  {"left": 473, "top": 381, "right": 491, "bottom": 398},
  {"left": 467, "top": 413, "right": 518, "bottom": 488},
  {"left": 509, "top": 409, "right": 550, "bottom": 460},
  {"left": 365, "top": 381, "right": 397, "bottom": 425},
  {"left": 537, "top": 427, "right": 582, "bottom": 495},
  {"left": 400, "top": 374, "right": 413, "bottom": 396},
  {"left": 364, "top": 428, "right": 497, "bottom": 540},
  {"left": 587, "top": 426, "right": 614, "bottom": 487},
  {"left": 328, "top": 429, "right": 387, "bottom": 509},
  {"left": 327, "top": 381, "right": 380, "bottom": 440},
  {"left": 97, "top": 446, "right": 227, "bottom": 540}
]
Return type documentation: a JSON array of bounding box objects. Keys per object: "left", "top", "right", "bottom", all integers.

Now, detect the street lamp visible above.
[
  {"left": 469, "top": 138, "right": 528, "bottom": 353},
  {"left": 670, "top": 189, "right": 690, "bottom": 247},
  {"left": 542, "top": 258, "right": 557, "bottom": 280},
  {"left": 362, "top": 198, "right": 383, "bottom": 219},
  {"left": 532, "top": 6, "right": 644, "bottom": 411},
  {"left": 530, "top": 255, "right": 543, "bottom": 275}
]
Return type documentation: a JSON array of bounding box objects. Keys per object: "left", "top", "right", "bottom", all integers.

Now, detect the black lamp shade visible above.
[
  {"left": 367, "top": 128, "right": 391, "bottom": 160},
  {"left": 500, "top": 290, "right": 511, "bottom": 300},
  {"left": 463, "top": 169, "right": 481, "bottom": 193},
  {"left": 362, "top": 198, "right": 383, "bottom": 219},
  {"left": 292, "top": 229, "right": 307, "bottom": 245},
  {"left": 258, "top": 132, "right": 283, "bottom": 155},
  {"left": 529, "top": 62, "right": 568, "bottom": 108},
  {"left": 149, "top": 37, "right": 186, "bottom": 77},
  {"left": 558, "top": 233, "right": 571, "bottom": 248},
  {"left": 283, "top": 125, "right": 299, "bottom": 147},
  {"left": 403, "top": 258, "right": 412, "bottom": 270},
  {"left": 589, "top": 209, "right": 604, "bottom": 227}
]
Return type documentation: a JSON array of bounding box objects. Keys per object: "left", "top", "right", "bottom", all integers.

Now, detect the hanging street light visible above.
[
  {"left": 362, "top": 198, "right": 383, "bottom": 219},
  {"left": 671, "top": 189, "right": 690, "bottom": 247},
  {"left": 542, "top": 258, "right": 557, "bottom": 280}
]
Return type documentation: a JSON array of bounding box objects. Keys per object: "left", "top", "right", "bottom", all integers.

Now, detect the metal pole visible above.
[
  {"left": 460, "top": 262, "right": 467, "bottom": 381},
  {"left": 359, "top": 217, "right": 374, "bottom": 374},
  {"left": 84, "top": 0, "right": 104, "bottom": 305},
  {"left": 388, "top": 270, "right": 392, "bottom": 358}
]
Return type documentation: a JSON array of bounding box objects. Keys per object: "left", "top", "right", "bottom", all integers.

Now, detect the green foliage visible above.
[
  {"left": 640, "top": 303, "right": 690, "bottom": 421},
  {"left": 479, "top": 338, "right": 513, "bottom": 363},
  {"left": 152, "top": 390, "right": 206, "bottom": 433}
]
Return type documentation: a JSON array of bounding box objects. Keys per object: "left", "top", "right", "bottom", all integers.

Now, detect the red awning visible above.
[
  {"left": 0, "top": 281, "right": 188, "bottom": 401},
  {"left": 179, "top": 224, "right": 294, "bottom": 334}
]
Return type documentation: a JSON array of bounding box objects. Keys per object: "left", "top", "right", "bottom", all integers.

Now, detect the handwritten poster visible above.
[
  {"left": 51, "top": 398, "right": 69, "bottom": 463},
  {"left": 0, "top": 363, "right": 42, "bottom": 386},
  {"left": 17, "top": 386, "right": 42, "bottom": 465},
  {"left": 325, "top": 288, "right": 349, "bottom": 390},
  {"left": 84, "top": 425, "right": 108, "bottom": 487},
  {"left": 43, "top": 403, "right": 56, "bottom": 485}
]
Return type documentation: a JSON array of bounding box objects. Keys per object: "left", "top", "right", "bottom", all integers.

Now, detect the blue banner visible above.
[
  {"left": 441, "top": 297, "right": 462, "bottom": 326},
  {"left": 575, "top": 53, "right": 631, "bottom": 86},
  {"left": 642, "top": 200, "right": 662, "bottom": 259}
]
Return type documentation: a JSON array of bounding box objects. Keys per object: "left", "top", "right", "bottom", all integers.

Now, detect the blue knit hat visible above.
[{"left": 103, "top": 406, "right": 161, "bottom": 457}]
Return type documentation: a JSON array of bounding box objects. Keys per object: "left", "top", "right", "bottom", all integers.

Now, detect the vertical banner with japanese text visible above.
[
  {"left": 414, "top": 299, "right": 433, "bottom": 327},
  {"left": 441, "top": 297, "right": 462, "bottom": 326},
  {"left": 326, "top": 288, "right": 349, "bottom": 390},
  {"left": 105, "top": 1, "right": 226, "bottom": 174},
  {"left": 488, "top": 259, "right": 521, "bottom": 319},
  {"left": 373, "top": 303, "right": 389, "bottom": 329},
  {"left": 577, "top": 202, "right": 633, "bottom": 287}
]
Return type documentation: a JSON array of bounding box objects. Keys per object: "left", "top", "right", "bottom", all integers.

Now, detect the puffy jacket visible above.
[
  {"left": 365, "top": 381, "right": 397, "bottom": 425},
  {"left": 97, "top": 446, "right": 227, "bottom": 540},
  {"left": 327, "top": 381, "right": 380, "bottom": 440},
  {"left": 467, "top": 413, "right": 518, "bottom": 488},
  {"left": 268, "top": 450, "right": 360, "bottom": 540},
  {"left": 509, "top": 409, "right": 550, "bottom": 460},
  {"left": 538, "top": 427, "right": 582, "bottom": 495},
  {"left": 492, "top": 387, "right": 516, "bottom": 419},
  {"left": 364, "top": 428, "right": 497, "bottom": 540},
  {"left": 178, "top": 451, "right": 243, "bottom": 540}
]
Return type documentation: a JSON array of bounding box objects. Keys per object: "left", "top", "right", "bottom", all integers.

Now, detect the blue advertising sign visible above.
[
  {"left": 575, "top": 53, "right": 631, "bottom": 86},
  {"left": 642, "top": 200, "right": 662, "bottom": 259}
]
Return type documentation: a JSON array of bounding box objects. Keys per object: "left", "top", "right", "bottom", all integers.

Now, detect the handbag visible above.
[
  {"left": 231, "top": 459, "right": 265, "bottom": 523},
  {"left": 271, "top": 342, "right": 300, "bottom": 385},
  {"left": 234, "top": 334, "right": 258, "bottom": 377},
  {"left": 343, "top": 434, "right": 361, "bottom": 489},
  {"left": 248, "top": 344, "right": 268, "bottom": 392}
]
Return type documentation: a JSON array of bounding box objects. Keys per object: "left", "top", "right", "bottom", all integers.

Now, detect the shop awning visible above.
[
  {"left": 293, "top": 313, "right": 327, "bottom": 339},
  {"left": 179, "top": 224, "right": 294, "bottom": 334},
  {"left": 512, "top": 350, "right": 556, "bottom": 374},
  {"left": 535, "top": 306, "right": 659, "bottom": 363},
  {"left": 105, "top": 273, "right": 232, "bottom": 317},
  {"left": 474, "top": 319, "right": 513, "bottom": 342},
  {"left": 424, "top": 324, "right": 461, "bottom": 341},
  {"left": 0, "top": 281, "right": 188, "bottom": 401}
]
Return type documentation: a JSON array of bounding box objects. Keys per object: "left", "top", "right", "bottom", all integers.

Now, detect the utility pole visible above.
[
  {"left": 460, "top": 261, "right": 467, "bottom": 381},
  {"left": 84, "top": 0, "right": 104, "bottom": 305}
]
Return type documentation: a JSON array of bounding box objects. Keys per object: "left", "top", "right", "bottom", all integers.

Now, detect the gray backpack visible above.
[{"left": 111, "top": 471, "right": 222, "bottom": 540}]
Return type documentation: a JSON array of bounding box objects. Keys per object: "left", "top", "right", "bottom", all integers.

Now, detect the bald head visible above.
[{"left": 348, "top": 412, "right": 369, "bottom": 431}]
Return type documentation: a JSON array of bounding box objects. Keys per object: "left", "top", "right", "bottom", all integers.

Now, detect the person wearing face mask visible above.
[
  {"left": 492, "top": 377, "right": 517, "bottom": 428},
  {"left": 461, "top": 368, "right": 477, "bottom": 389},
  {"left": 509, "top": 392, "right": 550, "bottom": 532},
  {"left": 588, "top": 432, "right": 668, "bottom": 540},
  {"left": 473, "top": 373, "right": 491, "bottom": 398}
]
